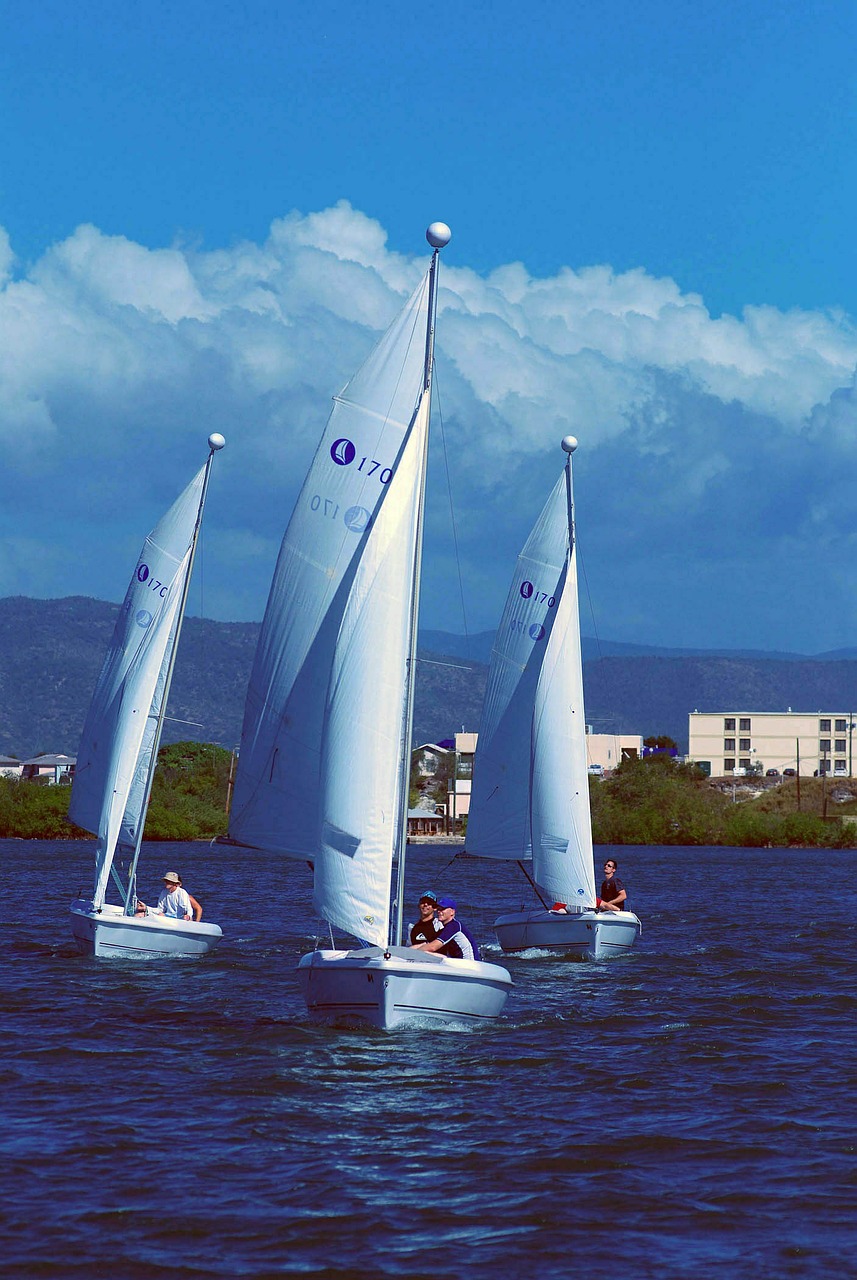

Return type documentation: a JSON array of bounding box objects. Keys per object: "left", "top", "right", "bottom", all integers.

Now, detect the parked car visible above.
[
  {"left": 765, "top": 768, "right": 780, "bottom": 777},
  {"left": 587, "top": 764, "right": 604, "bottom": 777},
  {"left": 783, "top": 767, "right": 797, "bottom": 776}
]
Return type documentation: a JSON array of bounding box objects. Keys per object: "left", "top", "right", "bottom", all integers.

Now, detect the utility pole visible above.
[{"left": 796, "top": 738, "right": 801, "bottom": 812}]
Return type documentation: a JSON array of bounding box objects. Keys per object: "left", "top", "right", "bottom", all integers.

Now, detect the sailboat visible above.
[
  {"left": 466, "top": 437, "right": 641, "bottom": 958},
  {"left": 228, "top": 223, "right": 512, "bottom": 1029},
  {"left": 69, "top": 435, "right": 226, "bottom": 958}
]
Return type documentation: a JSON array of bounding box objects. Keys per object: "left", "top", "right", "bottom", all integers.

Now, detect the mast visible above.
[
  {"left": 561, "top": 435, "right": 578, "bottom": 554},
  {"left": 121, "top": 433, "right": 226, "bottom": 913},
  {"left": 390, "top": 222, "right": 450, "bottom": 946}
]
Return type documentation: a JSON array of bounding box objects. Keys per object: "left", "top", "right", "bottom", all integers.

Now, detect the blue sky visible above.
[{"left": 3, "top": 0, "right": 857, "bottom": 651}]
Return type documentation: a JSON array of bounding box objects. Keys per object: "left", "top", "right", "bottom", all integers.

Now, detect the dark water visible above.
[{"left": 1, "top": 841, "right": 854, "bottom": 1279}]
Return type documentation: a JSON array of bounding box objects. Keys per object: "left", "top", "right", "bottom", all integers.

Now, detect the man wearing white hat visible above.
[{"left": 137, "top": 871, "right": 203, "bottom": 922}]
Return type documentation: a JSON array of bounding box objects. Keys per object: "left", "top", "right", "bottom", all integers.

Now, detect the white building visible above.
[
  {"left": 688, "top": 711, "right": 857, "bottom": 778},
  {"left": 447, "top": 731, "right": 476, "bottom": 827},
  {"left": 21, "top": 754, "right": 77, "bottom": 784},
  {"left": 584, "top": 729, "right": 642, "bottom": 773}
]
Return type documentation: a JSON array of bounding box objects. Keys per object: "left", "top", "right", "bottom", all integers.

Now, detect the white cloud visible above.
[{"left": 2, "top": 201, "right": 857, "bottom": 650}]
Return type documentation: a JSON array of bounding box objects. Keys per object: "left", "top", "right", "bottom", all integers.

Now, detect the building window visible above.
[
  {"left": 835, "top": 739, "right": 846, "bottom": 753},
  {"left": 739, "top": 718, "right": 751, "bottom": 731},
  {"left": 739, "top": 738, "right": 750, "bottom": 751},
  {"left": 820, "top": 739, "right": 831, "bottom": 753},
  {"left": 724, "top": 738, "right": 735, "bottom": 751},
  {"left": 835, "top": 760, "right": 847, "bottom": 773},
  {"left": 739, "top": 758, "right": 751, "bottom": 769},
  {"left": 820, "top": 719, "right": 831, "bottom": 732},
  {"left": 724, "top": 718, "right": 735, "bottom": 731},
  {"left": 724, "top": 758, "right": 735, "bottom": 772},
  {"left": 819, "top": 759, "right": 831, "bottom": 773},
  {"left": 836, "top": 719, "right": 847, "bottom": 732}
]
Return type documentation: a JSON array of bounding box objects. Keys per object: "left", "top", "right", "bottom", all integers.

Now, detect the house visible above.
[
  {"left": 0, "top": 755, "right": 22, "bottom": 779},
  {"left": 20, "top": 754, "right": 76, "bottom": 785},
  {"left": 407, "top": 807, "right": 446, "bottom": 836},
  {"left": 412, "top": 743, "right": 455, "bottom": 778}
]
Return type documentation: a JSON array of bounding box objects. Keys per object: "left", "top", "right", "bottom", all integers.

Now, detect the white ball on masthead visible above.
[
  {"left": 561, "top": 435, "right": 578, "bottom": 454},
  {"left": 426, "top": 222, "right": 452, "bottom": 249},
  {"left": 208, "top": 433, "right": 226, "bottom": 451}
]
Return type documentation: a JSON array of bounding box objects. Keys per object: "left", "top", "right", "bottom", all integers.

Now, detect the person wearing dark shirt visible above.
[
  {"left": 598, "top": 858, "right": 627, "bottom": 912},
  {"left": 409, "top": 891, "right": 441, "bottom": 946},
  {"left": 411, "top": 896, "right": 480, "bottom": 961}
]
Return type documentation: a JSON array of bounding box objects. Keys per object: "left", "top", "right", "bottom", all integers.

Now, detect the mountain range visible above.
[{"left": 6, "top": 597, "right": 857, "bottom": 758}]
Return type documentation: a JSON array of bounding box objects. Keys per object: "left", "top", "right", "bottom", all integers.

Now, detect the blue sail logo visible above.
[
  {"left": 136, "top": 609, "right": 153, "bottom": 628},
  {"left": 330, "top": 438, "right": 356, "bottom": 466},
  {"left": 344, "top": 506, "right": 371, "bottom": 532},
  {"left": 529, "top": 623, "right": 546, "bottom": 641},
  {"left": 520, "top": 580, "right": 534, "bottom": 599}
]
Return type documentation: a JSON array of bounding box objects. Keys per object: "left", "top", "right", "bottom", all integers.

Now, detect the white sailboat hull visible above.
[
  {"left": 493, "top": 908, "right": 640, "bottom": 958},
  {"left": 298, "top": 945, "right": 513, "bottom": 1030},
  {"left": 70, "top": 900, "right": 223, "bottom": 958}
]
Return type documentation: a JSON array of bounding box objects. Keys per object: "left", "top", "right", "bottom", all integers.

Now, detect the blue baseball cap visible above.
[
  {"left": 419, "top": 890, "right": 438, "bottom": 905},
  {"left": 437, "top": 896, "right": 457, "bottom": 910}
]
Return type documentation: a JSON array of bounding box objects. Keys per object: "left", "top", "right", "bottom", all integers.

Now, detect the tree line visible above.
[
  {"left": 0, "top": 741, "right": 232, "bottom": 841},
  {"left": 0, "top": 740, "right": 853, "bottom": 847}
]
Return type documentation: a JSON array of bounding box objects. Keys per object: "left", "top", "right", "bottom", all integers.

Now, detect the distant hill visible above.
[
  {"left": 5, "top": 597, "right": 857, "bottom": 757},
  {"left": 0, "top": 596, "right": 258, "bottom": 758},
  {"left": 420, "top": 627, "right": 840, "bottom": 664}
]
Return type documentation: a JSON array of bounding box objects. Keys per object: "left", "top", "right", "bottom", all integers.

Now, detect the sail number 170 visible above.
[{"left": 520, "top": 580, "right": 556, "bottom": 607}]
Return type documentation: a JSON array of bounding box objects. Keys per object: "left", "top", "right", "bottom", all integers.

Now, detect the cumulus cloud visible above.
[{"left": 1, "top": 199, "right": 857, "bottom": 650}]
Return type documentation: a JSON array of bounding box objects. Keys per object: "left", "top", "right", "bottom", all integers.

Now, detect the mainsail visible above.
[
  {"left": 466, "top": 466, "right": 596, "bottom": 907},
  {"left": 228, "top": 271, "right": 433, "bottom": 862},
  {"left": 69, "top": 466, "right": 208, "bottom": 908}
]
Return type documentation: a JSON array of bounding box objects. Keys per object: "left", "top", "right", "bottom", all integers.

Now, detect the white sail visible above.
[
  {"left": 314, "top": 391, "right": 429, "bottom": 945},
  {"left": 467, "top": 468, "right": 596, "bottom": 906},
  {"left": 69, "top": 467, "right": 206, "bottom": 907},
  {"left": 229, "top": 271, "right": 432, "bottom": 859},
  {"left": 530, "top": 517, "right": 596, "bottom": 906}
]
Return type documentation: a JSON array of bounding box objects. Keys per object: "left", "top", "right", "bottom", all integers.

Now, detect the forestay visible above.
[
  {"left": 466, "top": 470, "right": 596, "bottom": 906},
  {"left": 229, "top": 271, "right": 432, "bottom": 861},
  {"left": 69, "top": 467, "right": 207, "bottom": 908}
]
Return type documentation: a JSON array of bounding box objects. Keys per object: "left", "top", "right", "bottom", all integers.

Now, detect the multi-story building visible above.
[
  {"left": 447, "top": 731, "right": 476, "bottom": 826},
  {"left": 688, "top": 711, "right": 857, "bottom": 778}
]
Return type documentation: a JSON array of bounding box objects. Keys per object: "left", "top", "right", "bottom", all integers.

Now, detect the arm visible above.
[
  {"left": 604, "top": 888, "right": 627, "bottom": 912},
  {"left": 188, "top": 893, "right": 203, "bottom": 922},
  {"left": 412, "top": 937, "right": 444, "bottom": 953}
]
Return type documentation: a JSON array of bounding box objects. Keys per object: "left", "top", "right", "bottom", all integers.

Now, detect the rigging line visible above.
[
  {"left": 431, "top": 364, "right": 471, "bottom": 655},
  {"left": 516, "top": 860, "right": 550, "bottom": 909},
  {"left": 417, "top": 657, "right": 473, "bottom": 671}
]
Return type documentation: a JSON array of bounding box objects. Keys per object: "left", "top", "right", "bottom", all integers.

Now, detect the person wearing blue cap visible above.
[
  {"left": 410, "top": 896, "right": 480, "bottom": 961},
  {"left": 409, "top": 890, "right": 441, "bottom": 946}
]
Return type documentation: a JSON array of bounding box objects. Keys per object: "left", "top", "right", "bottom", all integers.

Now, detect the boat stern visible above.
[
  {"left": 69, "top": 900, "right": 223, "bottom": 958},
  {"left": 494, "top": 908, "right": 640, "bottom": 958},
  {"left": 298, "top": 946, "right": 512, "bottom": 1030}
]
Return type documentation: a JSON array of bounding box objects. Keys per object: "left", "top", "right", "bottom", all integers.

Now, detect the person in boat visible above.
[
  {"left": 136, "top": 871, "right": 203, "bottom": 922},
  {"left": 410, "top": 896, "right": 480, "bottom": 961},
  {"left": 597, "top": 859, "right": 627, "bottom": 913},
  {"left": 409, "top": 890, "right": 441, "bottom": 946}
]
